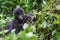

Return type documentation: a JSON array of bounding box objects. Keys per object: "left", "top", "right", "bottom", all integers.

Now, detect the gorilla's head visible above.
[{"left": 13, "top": 7, "right": 25, "bottom": 20}]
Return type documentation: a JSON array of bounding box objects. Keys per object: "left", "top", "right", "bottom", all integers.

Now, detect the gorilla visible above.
[{"left": 0, "top": 7, "right": 33, "bottom": 37}]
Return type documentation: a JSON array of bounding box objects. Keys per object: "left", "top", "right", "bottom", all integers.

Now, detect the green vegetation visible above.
[{"left": 0, "top": 0, "right": 60, "bottom": 40}]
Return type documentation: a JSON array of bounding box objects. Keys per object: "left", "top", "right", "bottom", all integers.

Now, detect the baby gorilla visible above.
[{"left": 0, "top": 7, "right": 33, "bottom": 37}]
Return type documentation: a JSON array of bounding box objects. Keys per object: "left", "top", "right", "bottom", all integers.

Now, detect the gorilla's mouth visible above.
[{"left": 19, "top": 15, "right": 23, "bottom": 20}]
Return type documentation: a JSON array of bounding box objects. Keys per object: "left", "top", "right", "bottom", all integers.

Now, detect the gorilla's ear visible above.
[{"left": 13, "top": 7, "right": 25, "bottom": 15}]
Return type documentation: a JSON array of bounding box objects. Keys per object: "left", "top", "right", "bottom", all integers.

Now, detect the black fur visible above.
[{"left": 0, "top": 7, "right": 33, "bottom": 37}]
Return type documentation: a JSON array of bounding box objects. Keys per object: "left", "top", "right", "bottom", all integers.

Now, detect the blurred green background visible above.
[{"left": 0, "top": 0, "right": 60, "bottom": 40}]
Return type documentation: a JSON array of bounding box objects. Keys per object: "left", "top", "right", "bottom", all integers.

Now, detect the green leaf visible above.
[{"left": 53, "top": 20, "right": 60, "bottom": 25}]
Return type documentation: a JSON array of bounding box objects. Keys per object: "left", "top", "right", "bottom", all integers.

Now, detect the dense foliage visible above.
[{"left": 0, "top": 0, "right": 60, "bottom": 40}]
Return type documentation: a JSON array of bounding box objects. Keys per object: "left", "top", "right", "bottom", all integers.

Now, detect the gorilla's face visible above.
[{"left": 13, "top": 7, "right": 25, "bottom": 20}]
